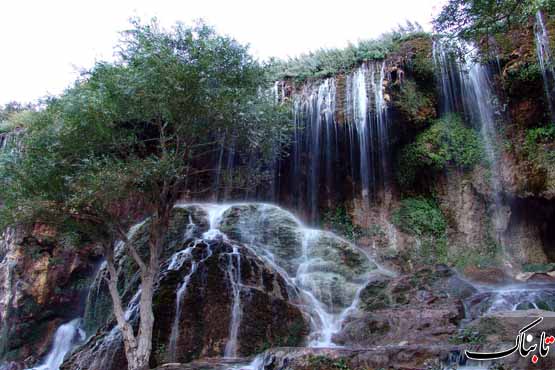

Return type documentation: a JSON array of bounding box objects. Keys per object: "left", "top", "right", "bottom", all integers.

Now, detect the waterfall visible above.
[
  {"left": 223, "top": 244, "right": 242, "bottom": 358},
  {"left": 207, "top": 60, "right": 392, "bottom": 219},
  {"left": 287, "top": 61, "right": 390, "bottom": 222},
  {"left": 535, "top": 10, "right": 555, "bottom": 120},
  {"left": 26, "top": 319, "right": 86, "bottom": 370},
  {"left": 183, "top": 202, "right": 381, "bottom": 348},
  {"left": 173, "top": 203, "right": 246, "bottom": 357},
  {"left": 433, "top": 40, "right": 508, "bottom": 238},
  {"left": 167, "top": 241, "right": 214, "bottom": 361},
  {"left": 463, "top": 60, "right": 510, "bottom": 238},
  {"left": 349, "top": 66, "right": 371, "bottom": 201},
  {"left": 79, "top": 202, "right": 381, "bottom": 365},
  {"left": 432, "top": 40, "right": 465, "bottom": 115},
  {"left": 0, "top": 130, "right": 24, "bottom": 158}
]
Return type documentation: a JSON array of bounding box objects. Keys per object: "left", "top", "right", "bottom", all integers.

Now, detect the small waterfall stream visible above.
[
  {"left": 535, "top": 10, "right": 555, "bottom": 120},
  {"left": 27, "top": 319, "right": 86, "bottom": 370},
  {"left": 433, "top": 40, "right": 509, "bottom": 248},
  {"left": 464, "top": 62, "right": 509, "bottom": 237},
  {"left": 223, "top": 244, "right": 242, "bottom": 358}
]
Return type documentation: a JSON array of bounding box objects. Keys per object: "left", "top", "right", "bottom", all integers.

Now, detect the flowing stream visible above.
[
  {"left": 26, "top": 319, "right": 86, "bottom": 370},
  {"left": 164, "top": 203, "right": 382, "bottom": 358}
]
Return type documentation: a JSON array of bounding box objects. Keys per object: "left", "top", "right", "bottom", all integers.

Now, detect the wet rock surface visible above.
[
  {"left": 334, "top": 266, "right": 468, "bottom": 347},
  {"left": 63, "top": 239, "right": 308, "bottom": 370},
  {"left": 63, "top": 204, "right": 314, "bottom": 370},
  {"left": 0, "top": 226, "right": 100, "bottom": 368}
]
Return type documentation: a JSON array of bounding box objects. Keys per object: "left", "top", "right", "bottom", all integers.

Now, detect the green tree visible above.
[
  {"left": 0, "top": 19, "right": 289, "bottom": 370},
  {"left": 433, "top": 0, "right": 553, "bottom": 44}
]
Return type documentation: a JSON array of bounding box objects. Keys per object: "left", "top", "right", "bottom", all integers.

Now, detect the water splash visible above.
[
  {"left": 26, "top": 319, "right": 86, "bottom": 370},
  {"left": 199, "top": 202, "right": 378, "bottom": 347}
]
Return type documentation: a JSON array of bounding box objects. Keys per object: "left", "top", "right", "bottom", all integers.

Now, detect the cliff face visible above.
[
  {"left": 0, "top": 225, "right": 99, "bottom": 367},
  {"left": 2, "top": 19, "right": 555, "bottom": 370},
  {"left": 297, "top": 30, "right": 555, "bottom": 276}
]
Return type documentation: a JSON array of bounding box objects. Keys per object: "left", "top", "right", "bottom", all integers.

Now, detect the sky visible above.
[{"left": 0, "top": 0, "right": 446, "bottom": 105}]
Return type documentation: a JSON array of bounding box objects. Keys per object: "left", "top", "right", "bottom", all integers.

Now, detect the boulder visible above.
[
  {"left": 62, "top": 238, "right": 308, "bottom": 370},
  {"left": 334, "top": 266, "right": 468, "bottom": 347}
]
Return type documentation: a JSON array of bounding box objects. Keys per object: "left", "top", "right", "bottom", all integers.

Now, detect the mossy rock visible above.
[{"left": 359, "top": 277, "right": 392, "bottom": 311}]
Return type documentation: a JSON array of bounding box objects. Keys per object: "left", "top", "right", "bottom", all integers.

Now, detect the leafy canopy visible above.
[
  {"left": 0, "top": 19, "right": 290, "bottom": 243},
  {"left": 434, "top": 0, "right": 553, "bottom": 42}
]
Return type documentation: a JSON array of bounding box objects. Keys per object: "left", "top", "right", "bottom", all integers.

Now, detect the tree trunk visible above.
[
  {"left": 105, "top": 243, "right": 142, "bottom": 370},
  {"left": 105, "top": 207, "right": 170, "bottom": 370}
]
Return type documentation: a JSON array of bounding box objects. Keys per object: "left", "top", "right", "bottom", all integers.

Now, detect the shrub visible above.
[
  {"left": 397, "top": 114, "right": 483, "bottom": 186},
  {"left": 392, "top": 197, "right": 446, "bottom": 238},
  {"left": 322, "top": 206, "right": 368, "bottom": 242},
  {"left": 394, "top": 79, "right": 436, "bottom": 127},
  {"left": 266, "top": 25, "right": 431, "bottom": 82},
  {"left": 524, "top": 124, "right": 555, "bottom": 159}
]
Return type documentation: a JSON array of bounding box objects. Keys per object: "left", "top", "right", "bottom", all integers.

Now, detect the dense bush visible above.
[
  {"left": 392, "top": 197, "right": 449, "bottom": 265},
  {"left": 392, "top": 197, "right": 446, "bottom": 238},
  {"left": 523, "top": 124, "right": 555, "bottom": 163},
  {"left": 397, "top": 114, "right": 484, "bottom": 186},
  {"left": 394, "top": 79, "right": 436, "bottom": 127},
  {"left": 322, "top": 206, "right": 368, "bottom": 242}
]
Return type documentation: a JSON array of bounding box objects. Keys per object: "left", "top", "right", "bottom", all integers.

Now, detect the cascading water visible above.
[
  {"left": 26, "top": 319, "right": 86, "bottom": 370},
  {"left": 0, "top": 130, "right": 23, "bottom": 154},
  {"left": 206, "top": 60, "right": 391, "bottom": 220},
  {"left": 431, "top": 45, "right": 555, "bottom": 368},
  {"left": 433, "top": 40, "right": 509, "bottom": 243},
  {"left": 223, "top": 244, "right": 242, "bottom": 358},
  {"left": 75, "top": 202, "right": 382, "bottom": 368},
  {"left": 464, "top": 281, "right": 555, "bottom": 319},
  {"left": 287, "top": 61, "right": 390, "bottom": 222},
  {"left": 463, "top": 62, "right": 510, "bottom": 237},
  {"left": 186, "top": 202, "right": 380, "bottom": 348},
  {"left": 432, "top": 40, "right": 465, "bottom": 114},
  {"left": 535, "top": 10, "right": 555, "bottom": 120},
  {"left": 167, "top": 247, "right": 195, "bottom": 360}
]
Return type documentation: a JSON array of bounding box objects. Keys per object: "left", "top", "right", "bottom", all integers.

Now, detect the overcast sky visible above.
[{"left": 0, "top": 0, "right": 445, "bottom": 105}]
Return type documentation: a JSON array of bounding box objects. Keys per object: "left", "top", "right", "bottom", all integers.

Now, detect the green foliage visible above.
[
  {"left": 527, "top": 124, "right": 555, "bottom": 142},
  {"left": 523, "top": 124, "right": 555, "bottom": 179},
  {"left": 392, "top": 197, "right": 451, "bottom": 265},
  {"left": 322, "top": 206, "right": 368, "bottom": 242},
  {"left": 267, "top": 22, "right": 429, "bottom": 82},
  {"left": 397, "top": 114, "right": 484, "bottom": 187},
  {"left": 434, "top": 0, "right": 542, "bottom": 43},
  {"left": 449, "top": 326, "right": 485, "bottom": 344},
  {"left": 0, "top": 109, "right": 36, "bottom": 134},
  {"left": 392, "top": 197, "right": 446, "bottom": 238},
  {"left": 0, "top": 19, "right": 289, "bottom": 243},
  {"left": 308, "top": 356, "right": 351, "bottom": 370},
  {"left": 452, "top": 232, "right": 502, "bottom": 269},
  {"left": 394, "top": 79, "right": 435, "bottom": 127}
]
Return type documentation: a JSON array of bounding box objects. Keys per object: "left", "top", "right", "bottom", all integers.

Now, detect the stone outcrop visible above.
[
  {"left": 334, "top": 266, "right": 469, "bottom": 348},
  {"left": 62, "top": 205, "right": 310, "bottom": 370},
  {"left": 0, "top": 226, "right": 100, "bottom": 368}
]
